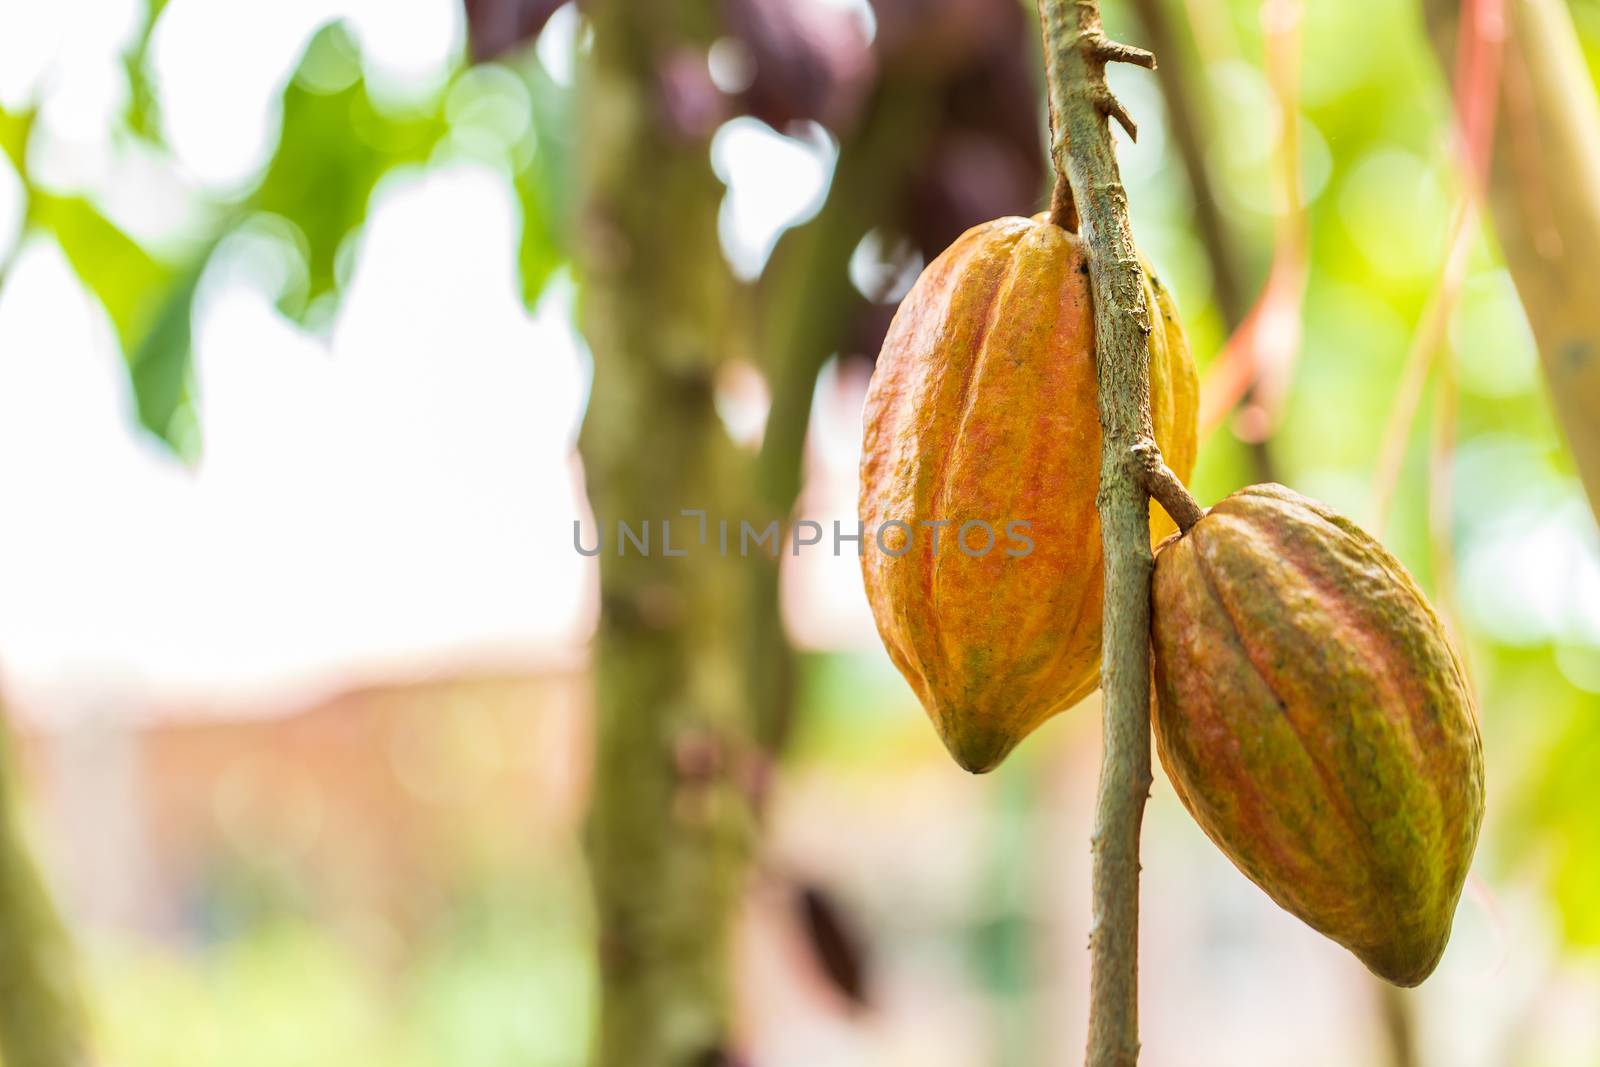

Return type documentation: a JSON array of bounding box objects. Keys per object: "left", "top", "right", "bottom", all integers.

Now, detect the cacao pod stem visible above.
[
  {"left": 1050, "top": 173, "right": 1078, "bottom": 231},
  {"left": 1133, "top": 440, "right": 1205, "bottom": 533}
]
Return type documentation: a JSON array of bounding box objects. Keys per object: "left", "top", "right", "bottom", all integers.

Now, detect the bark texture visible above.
[
  {"left": 578, "top": 4, "right": 762, "bottom": 1063},
  {"left": 1034, "top": 0, "right": 1161, "bottom": 1062}
]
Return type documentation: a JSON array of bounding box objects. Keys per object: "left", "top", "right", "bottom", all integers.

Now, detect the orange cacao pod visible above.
[
  {"left": 859, "top": 214, "right": 1198, "bottom": 773},
  {"left": 1150, "top": 483, "right": 1484, "bottom": 986}
]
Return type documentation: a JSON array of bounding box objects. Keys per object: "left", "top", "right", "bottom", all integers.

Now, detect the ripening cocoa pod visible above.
[
  {"left": 859, "top": 214, "right": 1198, "bottom": 773},
  {"left": 1150, "top": 483, "right": 1484, "bottom": 986}
]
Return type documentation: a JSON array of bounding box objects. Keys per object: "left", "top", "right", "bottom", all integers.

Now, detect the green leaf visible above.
[
  {"left": 2, "top": 102, "right": 204, "bottom": 450},
  {"left": 128, "top": 253, "right": 209, "bottom": 453},
  {"left": 511, "top": 58, "right": 575, "bottom": 305},
  {"left": 30, "top": 192, "right": 212, "bottom": 451},
  {"left": 251, "top": 23, "right": 448, "bottom": 310},
  {"left": 0, "top": 109, "right": 31, "bottom": 172},
  {"left": 123, "top": 0, "right": 171, "bottom": 141},
  {"left": 27, "top": 192, "right": 174, "bottom": 346}
]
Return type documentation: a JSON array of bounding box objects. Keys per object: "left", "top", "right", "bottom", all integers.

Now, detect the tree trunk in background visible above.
[
  {"left": 576, "top": 2, "right": 1048, "bottom": 1054},
  {"left": 0, "top": 724, "right": 86, "bottom": 1067},
  {"left": 1424, "top": 0, "right": 1600, "bottom": 526},
  {"left": 578, "top": 3, "right": 764, "bottom": 1064}
]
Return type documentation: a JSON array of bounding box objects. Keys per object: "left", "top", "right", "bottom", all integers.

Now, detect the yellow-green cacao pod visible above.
[
  {"left": 1150, "top": 483, "right": 1485, "bottom": 986},
  {"left": 859, "top": 214, "right": 1198, "bottom": 773}
]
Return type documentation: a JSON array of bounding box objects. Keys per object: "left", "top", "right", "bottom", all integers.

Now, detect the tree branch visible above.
[
  {"left": 749, "top": 79, "right": 942, "bottom": 752},
  {"left": 1128, "top": 0, "right": 1247, "bottom": 326},
  {"left": 1134, "top": 441, "right": 1205, "bottom": 533},
  {"left": 1422, "top": 0, "right": 1600, "bottom": 527},
  {"left": 1129, "top": 0, "right": 1282, "bottom": 484},
  {"left": 1035, "top": 1, "right": 1159, "bottom": 1064}
]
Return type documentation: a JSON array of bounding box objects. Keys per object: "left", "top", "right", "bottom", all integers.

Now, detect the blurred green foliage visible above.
[
  {"left": 0, "top": 11, "right": 573, "bottom": 454},
  {"left": 517, "top": 60, "right": 576, "bottom": 305},
  {"left": 93, "top": 863, "right": 593, "bottom": 1067},
  {"left": 257, "top": 26, "right": 448, "bottom": 311},
  {"left": 0, "top": 0, "right": 1598, "bottom": 1060}
]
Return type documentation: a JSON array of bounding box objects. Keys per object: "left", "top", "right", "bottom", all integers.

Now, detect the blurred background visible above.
[{"left": 0, "top": 0, "right": 1598, "bottom": 1064}]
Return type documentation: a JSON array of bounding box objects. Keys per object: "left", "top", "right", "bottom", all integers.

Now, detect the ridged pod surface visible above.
[
  {"left": 1150, "top": 483, "right": 1484, "bottom": 986},
  {"left": 859, "top": 214, "right": 1198, "bottom": 773}
]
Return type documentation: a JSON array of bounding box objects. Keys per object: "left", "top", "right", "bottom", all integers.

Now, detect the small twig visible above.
[
  {"left": 1372, "top": 0, "right": 1504, "bottom": 533},
  {"left": 1051, "top": 174, "right": 1080, "bottom": 231},
  {"left": 1133, "top": 441, "right": 1205, "bottom": 533},
  {"left": 1368, "top": 212, "right": 1473, "bottom": 531},
  {"left": 1428, "top": 346, "right": 1472, "bottom": 676},
  {"left": 1128, "top": 0, "right": 1245, "bottom": 326},
  {"left": 1085, "top": 33, "right": 1155, "bottom": 140},
  {"left": 1127, "top": 0, "right": 1277, "bottom": 484},
  {"left": 1035, "top": 1, "right": 1158, "bottom": 1064},
  {"left": 1097, "top": 89, "right": 1140, "bottom": 142},
  {"left": 1086, "top": 34, "right": 1156, "bottom": 70},
  {"left": 1195, "top": 1, "right": 1308, "bottom": 444}
]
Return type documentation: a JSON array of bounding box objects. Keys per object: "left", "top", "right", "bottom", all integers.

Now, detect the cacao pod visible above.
[
  {"left": 1150, "top": 483, "right": 1484, "bottom": 986},
  {"left": 859, "top": 214, "right": 1198, "bottom": 773}
]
